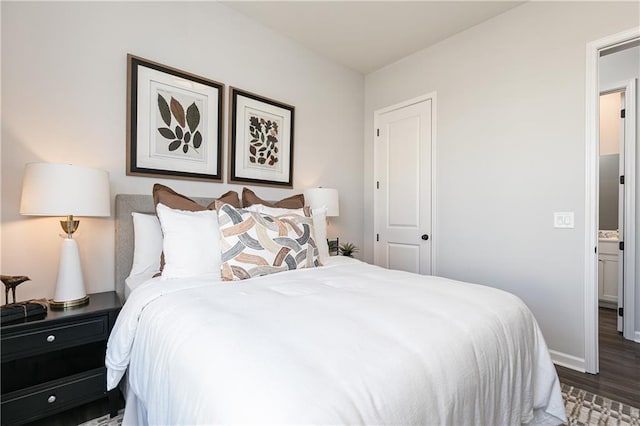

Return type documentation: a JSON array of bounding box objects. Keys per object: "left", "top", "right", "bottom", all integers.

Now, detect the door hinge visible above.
[
  {"left": 620, "top": 175, "right": 625, "bottom": 184},
  {"left": 376, "top": 181, "right": 379, "bottom": 189},
  {"left": 618, "top": 307, "right": 624, "bottom": 317},
  {"left": 595, "top": 246, "right": 597, "bottom": 254},
  {"left": 376, "top": 233, "right": 379, "bottom": 242},
  {"left": 376, "top": 128, "right": 380, "bottom": 137},
  {"left": 621, "top": 109, "right": 626, "bottom": 119},
  {"left": 619, "top": 241, "right": 624, "bottom": 251}
]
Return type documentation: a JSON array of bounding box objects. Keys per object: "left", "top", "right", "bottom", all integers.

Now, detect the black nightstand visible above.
[{"left": 0, "top": 291, "right": 122, "bottom": 425}]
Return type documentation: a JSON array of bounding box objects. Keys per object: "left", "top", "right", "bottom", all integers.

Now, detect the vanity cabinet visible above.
[{"left": 598, "top": 240, "right": 619, "bottom": 307}]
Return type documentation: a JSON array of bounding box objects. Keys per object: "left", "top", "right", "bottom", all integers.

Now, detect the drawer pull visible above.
[
  {"left": 46, "top": 335, "right": 56, "bottom": 343},
  {"left": 47, "top": 395, "right": 56, "bottom": 403}
]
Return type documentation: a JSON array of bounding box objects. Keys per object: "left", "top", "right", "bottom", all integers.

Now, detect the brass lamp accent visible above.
[
  {"left": 61, "top": 215, "right": 80, "bottom": 238},
  {"left": 50, "top": 295, "right": 89, "bottom": 309}
]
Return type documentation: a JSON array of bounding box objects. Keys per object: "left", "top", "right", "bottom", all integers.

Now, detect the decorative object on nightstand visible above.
[
  {"left": 0, "top": 299, "right": 48, "bottom": 325},
  {"left": 0, "top": 275, "right": 31, "bottom": 305},
  {"left": 20, "top": 163, "right": 110, "bottom": 309},
  {"left": 339, "top": 242, "right": 359, "bottom": 258}
]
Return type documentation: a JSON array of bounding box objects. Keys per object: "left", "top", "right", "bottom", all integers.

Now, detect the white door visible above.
[
  {"left": 600, "top": 79, "right": 636, "bottom": 338},
  {"left": 374, "top": 97, "right": 433, "bottom": 274}
]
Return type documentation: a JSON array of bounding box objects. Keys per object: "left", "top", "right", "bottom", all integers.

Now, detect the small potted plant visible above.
[{"left": 339, "top": 242, "right": 359, "bottom": 258}]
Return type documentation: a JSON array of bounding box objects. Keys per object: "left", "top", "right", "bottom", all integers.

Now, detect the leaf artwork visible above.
[
  {"left": 248, "top": 114, "right": 279, "bottom": 167},
  {"left": 156, "top": 93, "right": 202, "bottom": 155},
  {"left": 158, "top": 95, "right": 171, "bottom": 126},
  {"left": 186, "top": 103, "right": 200, "bottom": 133},
  {"left": 170, "top": 97, "right": 186, "bottom": 127}
]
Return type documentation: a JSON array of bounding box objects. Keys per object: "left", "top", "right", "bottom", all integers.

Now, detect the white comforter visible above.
[{"left": 106, "top": 257, "right": 566, "bottom": 425}]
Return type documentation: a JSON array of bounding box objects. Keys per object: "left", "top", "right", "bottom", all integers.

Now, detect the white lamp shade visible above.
[
  {"left": 304, "top": 187, "right": 339, "bottom": 217},
  {"left": 20, "top": 163, "right": 111, "bottom": 217}
]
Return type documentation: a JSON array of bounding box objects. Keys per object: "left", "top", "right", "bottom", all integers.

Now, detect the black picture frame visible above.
[
  {"left": 127, "top": 54, "right": 224, "bottom": 182},
  {"left": 229, "top": 87, "right": 295, "bottom": 188}
]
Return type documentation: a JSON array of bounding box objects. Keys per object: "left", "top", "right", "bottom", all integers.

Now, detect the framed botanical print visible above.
[
  {"left": 228, "top": 87, "right": 295, "bottom": 188},
  {"left": 127, "top": 54, "right": 224, "bottom": 181}
]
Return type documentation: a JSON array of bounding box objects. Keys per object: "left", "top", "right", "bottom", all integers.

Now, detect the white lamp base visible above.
[{"left": 51, "top": 238, "right": 89, "bottom": 309}]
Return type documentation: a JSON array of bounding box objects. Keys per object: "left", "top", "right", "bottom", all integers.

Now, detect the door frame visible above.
[
  {"left": 373, "top": 92, "right": 438, "bottom": 275},
  {"left": 585, "top": 28, "right": 639, "bottom": 374}
]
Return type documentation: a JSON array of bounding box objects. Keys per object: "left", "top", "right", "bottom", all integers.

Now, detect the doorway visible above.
[
  {"left": 373, "top": 93, "right": 436, "bottom": 275},
  {"left": 585, "top": 29, "right": 639, "bottom": 374},
  {"left": 598, "top": 88, "right": 628, "bottom": 333}
]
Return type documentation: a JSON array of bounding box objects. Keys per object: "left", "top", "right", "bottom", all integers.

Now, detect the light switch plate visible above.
[{"left": 554, "top": 212, "right": 574, "bottom": 228}]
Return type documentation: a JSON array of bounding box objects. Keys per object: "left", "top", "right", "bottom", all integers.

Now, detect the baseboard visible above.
[
  {"left": 550, "top": 350, "right": 586, "bottom": 372},
  {"left": 635, "top": 331, "right": 640, "bottom": 343}
]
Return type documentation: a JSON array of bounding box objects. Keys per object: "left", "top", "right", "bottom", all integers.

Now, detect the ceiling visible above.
[{"left": 223, "top": 1, "right": 525, "bottom": 74}]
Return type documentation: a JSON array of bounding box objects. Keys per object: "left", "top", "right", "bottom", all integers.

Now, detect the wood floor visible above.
[{"left": 556, "top": 308, "right": 640, "bottom": 408}]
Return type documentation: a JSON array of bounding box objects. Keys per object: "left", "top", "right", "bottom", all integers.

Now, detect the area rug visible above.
[
  {"left": 562, "top": 384, "right": 640, "bottom": 425},
  {"left": 79, "top": 387, "right": 639, "bottom": 426},
  {"left": 78, "top": 409, "right": 123, "bottom": 426}
]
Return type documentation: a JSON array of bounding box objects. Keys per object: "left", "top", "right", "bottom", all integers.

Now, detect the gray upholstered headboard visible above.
[{"left": 114, "top": 194, "right": 216, "bottom": 299}]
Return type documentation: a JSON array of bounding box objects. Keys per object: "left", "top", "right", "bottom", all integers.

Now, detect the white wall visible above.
[
  {"left": 364, "top": 1, "right": 639, "bottom": 368},
  {"left": 600, "top": 45, "right": 640, "bottom": 339},
  {"left": 599, "top": 92, "right": 621, "bottom": 156},
  {"left": 600, "top": 45, "right": 640, "bottom": 89},
  {"left": 1, "top": 2, "right": 364, "bottom": 301}
]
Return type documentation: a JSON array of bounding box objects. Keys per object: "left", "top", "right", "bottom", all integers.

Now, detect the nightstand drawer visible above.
[
  {"left": 1, "top": 368, "right": 106, "bottom": 425},
  {"left": 1, "top": 316, "right": 109, "bottom": 360}
]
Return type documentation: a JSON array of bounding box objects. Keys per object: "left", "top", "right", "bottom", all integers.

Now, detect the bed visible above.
[{"left": 106, "top": 193, "right": 566, "bottom": 425}]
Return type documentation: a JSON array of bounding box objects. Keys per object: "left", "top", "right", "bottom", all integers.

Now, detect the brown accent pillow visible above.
[
  {"left": 242, "top": 187, "right": 305, "bottom": 209},
  {"left": 152, "top": 184, "right": 241, "bottom": 211},
  {"left": 217, "top": 190, "right": 241, "bottom": 208},
  {"left": 153, "top": 184, "right": 207, "bottom": 211}
]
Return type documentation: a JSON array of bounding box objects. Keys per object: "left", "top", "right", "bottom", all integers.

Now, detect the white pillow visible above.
[
  {"left": 245, "top": 204, "right": 330, "bottom": 262},
  {"left": 130, "top": 212, "right": 163, "bottom": 276},
  {"left": 156, "top": 203, "right": 222, "bottom": 279}
]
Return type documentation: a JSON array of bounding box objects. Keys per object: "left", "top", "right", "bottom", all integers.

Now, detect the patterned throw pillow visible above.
[
  {"left": 215, "top": 201, "right": 321, "bottom": 281},
  {"left": 245, "top": 204, "right": 330, "bottom": 263}
]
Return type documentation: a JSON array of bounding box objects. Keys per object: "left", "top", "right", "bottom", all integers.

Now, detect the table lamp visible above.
[
  {"left": 303, "top": 187, "right": 340, "bottom": 217},
  {"left": 304, "top": 187, "right": 340, "bottom": 254},
  {"left": 20, "top": 163, "right": 110, "bottom": 309}
]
